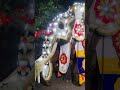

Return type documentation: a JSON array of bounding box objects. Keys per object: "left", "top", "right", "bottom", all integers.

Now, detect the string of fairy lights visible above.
[
  {"left": 40, "top": 2, "right": 85, "bottom": 59},
  {"left": 35, "top": 2, "right": 85, "bottom": 84}
]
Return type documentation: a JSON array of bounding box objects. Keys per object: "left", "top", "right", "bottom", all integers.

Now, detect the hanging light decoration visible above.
[{"left": 35, "top": 2, "right": 85, "bottom": 84}]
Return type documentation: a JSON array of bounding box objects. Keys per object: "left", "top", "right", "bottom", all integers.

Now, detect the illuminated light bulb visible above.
[
  {"left": 59, "top": 14, "right": 63, "bottom": 17},
  {"left": 49, "top": 44, "right": 52, "bottom": 47},
  {"left": 47, "top": 29, "right": 50, "bottom": 32},
  {"left": 65, "top": 20, "right": 68, "bottom": 23},
  {"left": 57, "top": 18, "right": 60, "bottom": 21},
  {"left": 75, "top": 34, "right": 78, "bottom": 36},
  {"left": 65, "top": 27, "right": 68, "bottom": 30},
  {"left": 61, "top": 31, "right": 66, "bottom": 36},
  {"left": 64, "top": 13, "right": 68, "bottom": 17},
  {"left": 47, "top": 27, "right": 50, "bottom": 30},
  {"left": 76, "top": 20, "right": 80, "bottom": 23},
  {"left": 47, "top": 49, "right": 50, "bottom": 54},
  {"left": 70, "top": 9, "right": 72, "bottom": 12},
  {"left": 81, "top": 19, "right": 84, "bottom": 23},
  {"left": 54, "top": 22, "right": 58, "bottom": 26},
  {"left": 49, "top": 23, "right": 52, "bottom": 27},
  {"left": 43, "top": 44, "right": 46, "bottom": 47},
  {"left": 53, "top": 28, "right": 56, "bottom": 32},
  {"left": 57, "top": 33, "right": 61, "bottom": 36},
  {"left": 54, "top": 17, "right": 56, "bottom": 19},
  {"left": 42, "top": 51, "right": 46, "bottom": 54},
  {"left": 45, "top": 36, "right": 48, "bottom": 39},
  {"left": 80, "top": 7, "right": 84, "bottom": 12},
  {"left": 50, "top": 36, "right": 53, "bottom": 41},
  {"left": 37, "top": 57, "right": 42, "bottom": 61},
  {"left": 75, "top": 6, "right": 77, "bottom": 10},
  {"left": 74, "top": 2, "right": 77, "bottom": 5}
]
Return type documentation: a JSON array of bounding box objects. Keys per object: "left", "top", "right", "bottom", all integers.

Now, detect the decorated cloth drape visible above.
[
  {"left": 75, "top": 41, "right": 85, "bottom": 85},
  {"left": 89, "top": 0, "right": 120, "bottom": 89},
  {"left": 59, "top": 42, "right": 71, "bottom": 74}
]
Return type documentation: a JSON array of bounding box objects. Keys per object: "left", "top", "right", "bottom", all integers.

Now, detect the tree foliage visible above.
[{"left": 35, "top": 0, "right": 66, "bottom": 29}]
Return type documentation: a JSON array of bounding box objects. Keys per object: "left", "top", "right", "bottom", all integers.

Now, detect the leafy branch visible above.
[{"left": 35, "top": 0, "right": 65, "bottom": 29}]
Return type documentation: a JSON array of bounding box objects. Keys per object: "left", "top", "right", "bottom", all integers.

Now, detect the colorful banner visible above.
[
  {"left": 75, "top": 41, "right": 85, "bottom": 85},
  {"left": 59, "top": 42, "right": 71, "bottom": 74}
]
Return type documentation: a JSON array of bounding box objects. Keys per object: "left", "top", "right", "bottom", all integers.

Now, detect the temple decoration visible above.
[
  {"left": 88, "top": 0, "right": 120, "bottom": 89},
  {"left": 114, "top": 77, "right": 120, "bottom": 90},
  {"left": 35, "top": 2, "right": 85, "bottom": 86},
  {"left": 89, "top": 0, "right": 120, "bottom": 35}
]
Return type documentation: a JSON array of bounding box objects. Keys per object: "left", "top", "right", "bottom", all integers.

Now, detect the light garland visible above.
[{"left": 35, "top": 2, "right": 85, "bottom": 83}]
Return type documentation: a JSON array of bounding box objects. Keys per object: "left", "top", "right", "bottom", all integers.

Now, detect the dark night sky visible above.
[
  {"left": 39, "top": 0, "right": 85, "bottom": 9},
  {"left": 57, "top": 0, "right": 84, "bottom": 7}
]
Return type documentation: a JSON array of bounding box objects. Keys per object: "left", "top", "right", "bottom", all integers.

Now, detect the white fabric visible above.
[
  {"left": 75, "top": 41, "right": 84, "bottom": 51},
  {"left": 59, "top": 42, "right": 71, "bottom": 74}
]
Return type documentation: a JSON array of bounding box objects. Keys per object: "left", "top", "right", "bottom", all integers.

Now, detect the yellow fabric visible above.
[
  {"left": 76, "top": 50, "right": 85, "bottom": 57},
  {"left": 79, "top": 74, "right": 85, "bottom": 85},
  {"left": 76, "top": 50, "right": 85, "bottom": 85},
  {"left": 82, "top": 59, "right": 85, "bottom": 70},
  {"left": 98, "top": 58, "right": 120, "bottom": 74},
  {"left": 114, "top": 78, "right": 120, "bottom": 90}
]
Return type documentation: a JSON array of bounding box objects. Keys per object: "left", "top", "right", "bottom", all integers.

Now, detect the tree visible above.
[{"left": 35, "top": 0, "right": 65, "bottom": 29}]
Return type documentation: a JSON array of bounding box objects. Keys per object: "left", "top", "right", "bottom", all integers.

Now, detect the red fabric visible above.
[
  {"left": 82, "top": 39, "right": 85, "bottom": 48},
  {"left": 81, "top": 74, "right": 85, "bottom": 80},
  {"left": 35, "top": 30, "right": 53, "bottom": 37},
  {"left": 74, "top": 23, "right": 84, "bottom": 36},
  {"left": 43, "top": 31, "right": 53, "bottom": 36},
  {"left": 94, "top": 0, "right": 116, "bottom": 24},
  {"left": 0, "top": 12, "right": 12, "bottom": 26},
  {"left": 60, "top": 53, "right": 68, "bottom": 65},
  {"left": 35, "top": 31, "right": 41, "bottom": 37},
  {"left": 57, "top": 71, "right": 62, "bottom": 77},
  {"left": 112, "top": 30, "right": 120, "bottom": 54}
]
